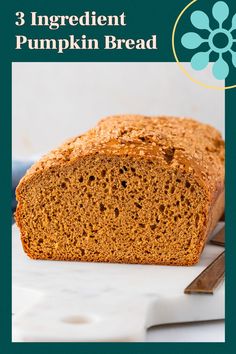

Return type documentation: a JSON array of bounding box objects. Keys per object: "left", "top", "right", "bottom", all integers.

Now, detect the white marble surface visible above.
[
  {"left": 12, "top": 223, "right": 225, "bottom": 342},
  {"left": 146, "top": 320, "right": 225, "bottom": 342}
]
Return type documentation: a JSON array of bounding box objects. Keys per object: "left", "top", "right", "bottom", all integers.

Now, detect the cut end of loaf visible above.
[{"left": 16, "top": 155, "right": 208, "bottom": 266}]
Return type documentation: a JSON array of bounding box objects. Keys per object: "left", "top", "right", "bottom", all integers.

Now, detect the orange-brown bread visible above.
[{"left": 15, "top": 116, "right": 225, "bottom": 265}]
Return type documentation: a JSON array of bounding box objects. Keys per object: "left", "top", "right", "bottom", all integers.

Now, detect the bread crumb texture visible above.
[{"left": 15, "top": 115, "right": 225, "bottom": 265}]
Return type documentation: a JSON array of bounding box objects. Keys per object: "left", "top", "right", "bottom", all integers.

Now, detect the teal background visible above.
[{"left": 0, "top": 0, "right": 235, "bottom": 353}]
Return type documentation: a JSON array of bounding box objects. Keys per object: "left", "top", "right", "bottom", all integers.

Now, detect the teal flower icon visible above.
[{"left": 181, "top": 1, "right": 236, "bottom": 80}]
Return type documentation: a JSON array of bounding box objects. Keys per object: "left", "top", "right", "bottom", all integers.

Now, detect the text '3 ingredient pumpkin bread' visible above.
[{"left": 15, "top": 115, "right": 225, "bottom": 266}]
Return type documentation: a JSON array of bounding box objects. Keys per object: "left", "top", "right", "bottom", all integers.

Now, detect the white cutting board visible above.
[{"left": 12, "top": 223, "right": 225, "bottom": 342}]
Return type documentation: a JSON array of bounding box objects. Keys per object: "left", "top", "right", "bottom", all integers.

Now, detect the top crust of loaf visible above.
[{"left": 16, "top": 115, "right": 224, "bottom": 201}]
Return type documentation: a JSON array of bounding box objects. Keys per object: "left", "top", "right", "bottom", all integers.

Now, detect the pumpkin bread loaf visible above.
[{"left": 15, "top": 116, "right": 225, "bottom": 265}]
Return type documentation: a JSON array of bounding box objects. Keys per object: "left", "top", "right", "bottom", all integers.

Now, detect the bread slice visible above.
[{"left": 15, "top": 116, "right": 225, "bottom": 265}]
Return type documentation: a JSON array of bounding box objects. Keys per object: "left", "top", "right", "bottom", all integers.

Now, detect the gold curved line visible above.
[{"left": 172, "top": 0, "right": 236, "bottom": 90}]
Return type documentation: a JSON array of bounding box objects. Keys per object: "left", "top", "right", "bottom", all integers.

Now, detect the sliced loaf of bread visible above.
[{"left": 15, "top": 116, "right": 225, "bottom": 265}]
